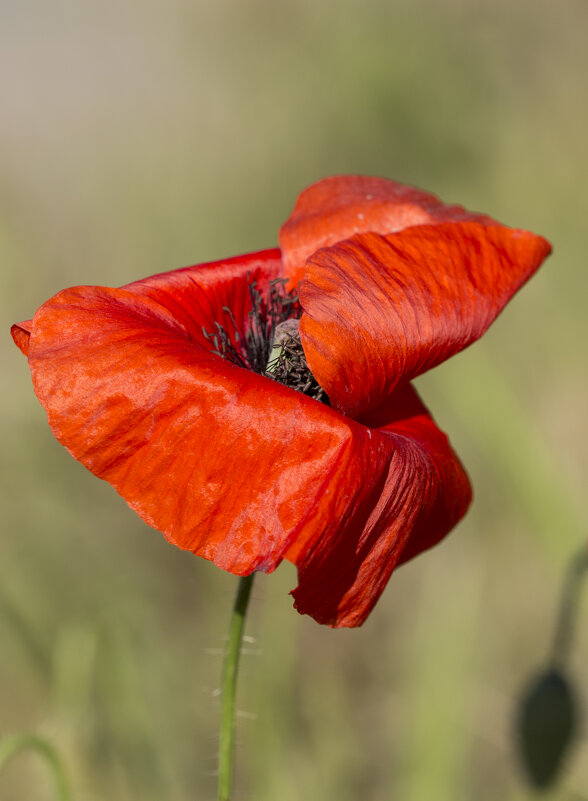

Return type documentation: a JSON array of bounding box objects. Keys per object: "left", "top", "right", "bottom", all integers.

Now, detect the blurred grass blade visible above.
[
  {"left": 0, "top": 591, "right": 52, "bottom": 680},
  {"left": 0, "top": 733, "right": 72, "bottom": 800}
]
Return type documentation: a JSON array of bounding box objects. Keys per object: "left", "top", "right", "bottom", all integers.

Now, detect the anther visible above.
[
  {"left": 203, "top": 276, "right": 329, "bottom": 404},
  {"left": 266, "top": 320, "right": 329, "bottom": 404}
]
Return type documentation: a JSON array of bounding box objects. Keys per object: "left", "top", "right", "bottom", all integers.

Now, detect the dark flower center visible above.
[
  {"left": 266, "top": 319, "right": 328, "bottom": 403},
  {"left": 202, "top": 277, "right": 329, "bottom": 404}
]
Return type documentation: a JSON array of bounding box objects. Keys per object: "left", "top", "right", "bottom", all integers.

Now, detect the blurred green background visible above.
[{"left": 2, "top": 0, "right": 587, "bottom": 798}]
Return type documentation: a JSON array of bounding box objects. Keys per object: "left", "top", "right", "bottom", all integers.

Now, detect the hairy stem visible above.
[{"left": 218, "top": 573, "right": 255, "bottom": 801}]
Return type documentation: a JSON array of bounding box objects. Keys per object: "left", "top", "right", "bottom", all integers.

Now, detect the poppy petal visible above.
[
  {"left": 299, "top": 222, "right": 551, "bottom": 418},
  {"left": 26, "top": 282, "right": 407, "bottom": 605},
  {"left": 290, "top": 384, "right": 471, "bottom": 627},
  {"left": 279, "top": 174, "right": 493, "bottom": 280},
  {"left": 11, "top": 320, "right": 32, "bottom": 356},
  {"left": 123, "top": 247, "right": 284, "bottom": 348},
  {"left": 12, "top": 250, "right": 283, "bottom": 358}
]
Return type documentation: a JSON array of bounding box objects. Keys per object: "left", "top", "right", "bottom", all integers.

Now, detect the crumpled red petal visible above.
[
  {"left": 11, "top": 248, "right": 282, "bottom": 358},
  {"left": 24, "top": 258, "right": 470, "bottom": 627},
  {"left": 279, "top": 174, "right": 493, "bottom": 281},
  {"left": 11, "top": 320, "right": 32, "bottom": 356},
  {"left": 27, "top": 283, "right": 366, "bottom": 576},
  {"left": 290, "top": 384, "right": 471, "bottom": 627},
  {"left": 122, "top": 248, "right": 283, "bottom": 345},
  {"left": 299, "top": 222, "right": 552, "bottom": 419}
]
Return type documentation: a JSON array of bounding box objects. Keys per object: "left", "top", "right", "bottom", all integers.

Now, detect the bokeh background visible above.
[{"left": 1, "top": 0, "right": 587, "bottom": 799}]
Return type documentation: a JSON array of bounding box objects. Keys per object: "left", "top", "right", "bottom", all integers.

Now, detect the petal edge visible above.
[
  {"left": 300, "top": 222, "right": 551, "bottom": 418},
  {"left": 290, "top": 385, "right": 472, "bottom": 627},
  {"left": 280, "top": 175, "right": 494, "bottom": 281}
]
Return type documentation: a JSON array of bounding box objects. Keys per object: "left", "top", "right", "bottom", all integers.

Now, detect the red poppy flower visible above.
[{"left": 11, "top": 176, "right": 551, "bottom": 627}]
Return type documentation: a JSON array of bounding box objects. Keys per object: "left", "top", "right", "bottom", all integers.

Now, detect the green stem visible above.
[
  {"left": 0, "top": 733, "right": 72, "bottom": 801},
  {"left": 218, "top": 573, "right": 255, "bottom": 801},
  {"left": 550, "top": 546, "right": 588, "bottom": 668}
]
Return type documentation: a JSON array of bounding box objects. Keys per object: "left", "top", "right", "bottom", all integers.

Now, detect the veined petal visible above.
[
  {"left": 280, "top": 175, "right": 493, "bottom": 280},
  {"left": 27, "top": 282, "right": 404, "bottom": 599},
  {"left": 123, "top": 248, "right": 283, "bottom": 348},
  {"left": 11, "top": 250, "right": 282, "bottom": 359},
  {"left": 11, "top": 320, "right": 32, "bottom": 356},
  {"left": 299, "top": 222, "right": 552, "bottom": 418},
  {"left": 290, "top": 385, "right": 471, "bottom": 628}
]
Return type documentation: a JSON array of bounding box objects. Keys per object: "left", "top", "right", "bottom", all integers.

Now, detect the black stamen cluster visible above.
[
  {"left": 202, "top": 278, "right": 299, "bottom": 372},
  {"left": 202, "top": 277, "right": 329, "bottom": 404},
  {"left": 202, "top": 305, "right": 249, "bottom": 369},
  {"left": 266, "top": 334, "right": 329, "bottom": 404},
  {"left": 244, "top": 279, "right": 300, "bottom": 374}
]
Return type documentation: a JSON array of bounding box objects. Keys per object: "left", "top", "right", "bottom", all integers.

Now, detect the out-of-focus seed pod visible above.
[{"left": 516, "top": 668, "right": 578, "bottom": 790}]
